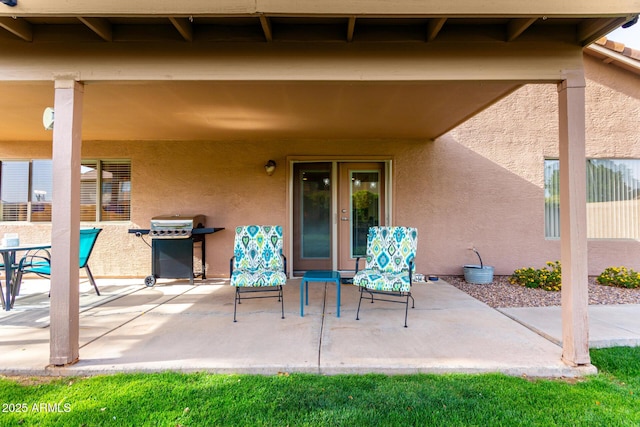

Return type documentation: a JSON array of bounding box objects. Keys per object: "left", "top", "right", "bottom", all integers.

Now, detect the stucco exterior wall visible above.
[
  {"left": 448, "top": 54, "right": 640, "bottom": 275},
  {"left": 1, "top": 54, "right": 638, "bottom": 279},
  {"left": 0, "top": 139, "right": 435, "bottom": 278}
]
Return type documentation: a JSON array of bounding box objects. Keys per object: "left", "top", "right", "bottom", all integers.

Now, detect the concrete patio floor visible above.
[{"left": 1, "top": 277, "right": 638, "bottom": 378}]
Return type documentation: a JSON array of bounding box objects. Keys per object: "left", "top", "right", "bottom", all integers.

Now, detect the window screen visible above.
[
  {"left": 545, "top": 159, "right": 640, "bottom": 239},
  {"left": 0, "top": 159, "right": 130, "bottom": 222},
  {"left": 0, "top": 161, "right": 29, "bottom": 221}
]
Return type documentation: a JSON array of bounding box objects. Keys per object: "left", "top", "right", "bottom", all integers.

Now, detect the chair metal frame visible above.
[
  {"left": 353, "top": 226, "right": 418, "bottom": 328},
  {"left": 231, "top": 281, "right": 285, "bottom": 322},
  {"left": 355, "top": 260, "right": 415, "bottom": 328}
]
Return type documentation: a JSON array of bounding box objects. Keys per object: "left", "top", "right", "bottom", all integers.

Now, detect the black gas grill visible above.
[{"left": 129, "top": 214, "right": 223, "bottom": 287}]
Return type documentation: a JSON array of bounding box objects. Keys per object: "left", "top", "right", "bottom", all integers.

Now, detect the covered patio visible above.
[
  {"left": 1, "top": 1, "right": 639, "bottom": 370},
  {"left": 0, "top": 277, "right": 598, "bottom": 377}
]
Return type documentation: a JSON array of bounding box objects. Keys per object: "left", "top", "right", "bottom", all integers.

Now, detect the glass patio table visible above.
[
  {"left": 300, "top": 270, "right": 341, "bottom": 318},
  {"left": 0, "top": 243, "right": 51, "bottom": 311}
]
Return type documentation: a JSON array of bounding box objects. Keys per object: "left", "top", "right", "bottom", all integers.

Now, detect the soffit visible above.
[{"left": 0, "top": 80, "right": 521, "bottom": 142}]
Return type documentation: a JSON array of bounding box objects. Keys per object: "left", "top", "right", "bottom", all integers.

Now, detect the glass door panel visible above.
[
  {"left": 302, "top": 170, "right": 331, "bottom": 258},
  {"left": 350, "top": 171, "right": 380, "bottom": 258},
  {"left": 338, "top": 163, "right": 385, "bottom": 270},
  {"left": 293, "top": 163, "right": 332, "bottom": 272}
]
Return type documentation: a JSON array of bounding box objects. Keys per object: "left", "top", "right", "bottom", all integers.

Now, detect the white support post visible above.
[
  {"left": 50, "top": 79, "right": 84, "bottom": 366},
  {"left": 557, "top": 72, "right": 590, "bottom": 366}
]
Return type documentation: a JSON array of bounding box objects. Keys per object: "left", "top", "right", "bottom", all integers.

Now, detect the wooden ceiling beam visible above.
[
  {"left": 78, "top": 17, "right": 112, "bottom": 42},
  {"left": 427, "top": 18, "right": 446, "bottom": 41},
  {"left": 0, "top": 17, "right": 32, "bottom": 41},
  {"left": 169, "top": 17, "right": 193, "bottom": 42},
  {"left": 2, "top": 0, "right": 636, "bottom": 16},
  {"left": 507, "top": 18, "right": 536, "bottom": 41},
  {"left": 578, "top": 17, "right": 629, "bottom": 46},
  {"left": 347, "top": 16, "right": 356, "bottom": 42},
  {"left": 259, "top": 15, "right": 272, "bottom": 41}
]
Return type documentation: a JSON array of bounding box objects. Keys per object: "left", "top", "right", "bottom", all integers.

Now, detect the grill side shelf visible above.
[
  {"left": 128, "top": 228, "right": 224, "bottom": 236},
  {"left": 128, "top": 229, "right": 150, "bottom": 235},
  {"left": 192, "top": 227, "right": 224, "bottom": 235}
]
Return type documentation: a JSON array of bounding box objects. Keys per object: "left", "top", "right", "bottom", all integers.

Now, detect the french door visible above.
[{"left": 293, "top": 161, "right": 385, "bottom": 273}]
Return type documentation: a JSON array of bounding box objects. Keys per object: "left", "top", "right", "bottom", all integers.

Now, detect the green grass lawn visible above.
[{"left": 1, "top": 347, "right": 639, "bottom": 426}]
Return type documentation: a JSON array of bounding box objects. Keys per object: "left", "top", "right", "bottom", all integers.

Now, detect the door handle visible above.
[{"left": 341, "top": 217, "right": 349, "bottom": 221}]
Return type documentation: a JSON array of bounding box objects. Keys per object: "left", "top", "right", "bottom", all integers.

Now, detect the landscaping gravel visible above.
[{"left": 443, "top": 275, "right": 640, "bottom": 308}]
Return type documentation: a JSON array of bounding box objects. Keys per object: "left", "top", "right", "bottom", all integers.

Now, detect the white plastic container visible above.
[{"left": 3, "top": 233, "right": 19, "bottom": 247}]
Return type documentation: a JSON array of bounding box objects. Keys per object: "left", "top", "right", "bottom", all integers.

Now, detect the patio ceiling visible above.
[
  {"left": 0, "top": 2, "right": 636, "bottom": 141},
  {"left": 0, "top": 80, "right": 523, "bottom": 142}
]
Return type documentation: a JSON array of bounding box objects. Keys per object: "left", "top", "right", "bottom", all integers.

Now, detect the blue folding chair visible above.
[{"left": 13, "top": 228, "right": 103, "bottom": 304}]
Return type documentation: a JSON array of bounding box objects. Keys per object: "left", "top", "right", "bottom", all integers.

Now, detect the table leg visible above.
[
  {"left": 336, "top": 279, "right": 341, "bottom": 318},
  {"left": 300, "top": 276, "right": 341, "bottom": 318},
  {"left": 2, "top": 253, "right": 12, "bottom": 311},
  {"left": 0, "top": 272, "right": 5, "bottom": 310},
  {"left": 300, "top": 279, "right": 305, "bottom": 317},
  {"left": 201, "top": 238, "right": 207, "bottom": 280}
]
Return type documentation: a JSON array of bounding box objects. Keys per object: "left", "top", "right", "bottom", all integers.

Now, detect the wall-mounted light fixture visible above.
[
  {"left": 1, "top": 0, "right": 17, "bottom": 7},
  {"left": 42, "top": 107, "right": 54, "bottom": 130},
  {"left": 264, "top": 160, "right": 276, "bottom": 176}
]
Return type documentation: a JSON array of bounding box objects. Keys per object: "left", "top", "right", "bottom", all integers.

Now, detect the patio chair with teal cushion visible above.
[
  {"left": 230, "top": 225, "right": 287, "bottom": 322},
  {"left": 354, "top": 226, "right": 419, "bottom": 327},
  {"left": 13, "top": 228, "right": 103, "bottom": 303}
]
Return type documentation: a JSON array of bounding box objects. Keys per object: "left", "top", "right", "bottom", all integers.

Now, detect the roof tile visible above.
[
  {"left": 596, "top": 37, "right": 640, "bottom": 63},
  {"left": 624, "top": 47, "right": 640, "bottom": 61}
]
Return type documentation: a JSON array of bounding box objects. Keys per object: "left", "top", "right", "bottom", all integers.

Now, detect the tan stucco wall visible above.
[
  {"left": 0, "top": 139, "right": 435, "bottom": 278},
  {"left": 448, "top": 54, "right": 640, "bottom": 275},
  {"left": 1, "top": 54, "right": 638, "bottom": 278}
]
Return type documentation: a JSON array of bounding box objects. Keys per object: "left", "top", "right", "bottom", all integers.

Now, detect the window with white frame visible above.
[
  {"left": 0, "top": 159, "right": 130, "bottom": 222},
  {"left": 545, "top": 159, "right": 640, "bottom": 239}
]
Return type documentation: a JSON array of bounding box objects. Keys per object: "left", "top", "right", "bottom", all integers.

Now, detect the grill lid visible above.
[{"left": 149, "top": 214, "right": 205, "bottom": 238}]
